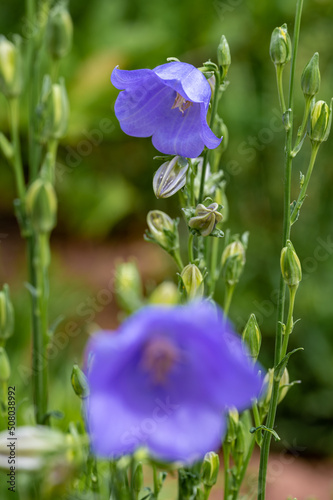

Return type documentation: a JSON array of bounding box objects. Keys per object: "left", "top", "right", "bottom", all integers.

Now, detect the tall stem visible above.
[
  {"left": 199, "top": 71, "right": 221, "bottom": 202},
  {"left": 257, "top": 1, "right": 304, "bottom": 498},
  {"left": 290, "top": 143, "right": 319, "bottom": 224},
  {"left": 8, "top": 98, "right": 25, "bottom": 202}
]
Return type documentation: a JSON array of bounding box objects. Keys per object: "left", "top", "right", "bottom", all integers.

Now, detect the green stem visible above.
[
  {"left": 153, "top": 464, "right": 159, "bottom": 498},
  {"left": 188, "top": 232, "right": 194, "bottom": 263},
  {"left": 281, "top": 285, "right": 297, "bottom": 359},
  {"left": 275, "top": 65, "right": 286, "bottom": 114},
  {"left": 199, "top": 71, "right": 221, "bottom": 202},
  {"left": 208, "top": 237, "right": 219, "bottom": 296},
  {"left": 223, "top": 283, "right": 235, "bottom": 318},
  {"left": 223, "top": 443, "right": 231, "bottom": 500},
  {"left": 28, "top": 234, "right": 48, "bottom": 424},
  {"left": 8, "top": 98, "right": 25, "bottom": 202},
  {"left": 292, "top": 97, "right": 311, "bottom": 155},
  {"left": 172, "top": 250, "right": 184, "bottom": 271},
  {"left": 290, "top": 142, "right": 319, "bottom": 224},
  {"left": 232, "top": 437, "right": 256, "bottom": 500},
  {"left": 257, "top": 2, "right": 304, "bottom": 498}
]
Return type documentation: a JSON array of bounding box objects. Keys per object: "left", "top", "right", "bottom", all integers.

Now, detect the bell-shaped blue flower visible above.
[
  {"left": 84, "top": 302, "right": 264, "bottom": 463},
  {"left": 111, "top": 62, "right": 222, "bottom": 158}
]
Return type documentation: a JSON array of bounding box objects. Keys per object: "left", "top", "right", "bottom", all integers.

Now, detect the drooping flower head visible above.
[
  {"left": 85, "top": 302, "right": 264, "bottom": 463},
  {"left": 111, "top": 62, "right": 222, "bottom": 158}
]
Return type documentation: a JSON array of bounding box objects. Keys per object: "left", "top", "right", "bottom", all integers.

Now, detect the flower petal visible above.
[
  {"left": 115, "top": 82, "right": 174, "bottom": 137},
  {"left": 153, "top": 62, "right": 211, "bottom": 106},
  {"left": 147, "top": 403, "right": 226, "bottom": 463},
  {"left": 111, "top": 66, "right": 155, "bottom": 90},
  {"left": 200, "top": 107, "right": 223, "bottom": 149},
  {"left": 151, "top": 101, "right": 207, "bottom": 157}
]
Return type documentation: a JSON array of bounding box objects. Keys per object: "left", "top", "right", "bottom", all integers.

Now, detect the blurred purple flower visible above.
[
  {"left": 85, "top": 302, "right": 263, "bottom": 463},
  {"left": 111, "top": 62, "right": 222, "bottom": 158}
]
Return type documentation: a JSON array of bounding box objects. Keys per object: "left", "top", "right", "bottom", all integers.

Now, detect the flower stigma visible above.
[
  {"left": 171, "top": 92, "right": 193, "bottom": 114},
  {"left": 141, "top": 336, "right": 181, "bottom": 385}
]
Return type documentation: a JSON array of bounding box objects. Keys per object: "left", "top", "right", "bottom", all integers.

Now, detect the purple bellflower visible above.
[
  {"left": 85, "top": 302, "right": 264, "bottom": 463},
  {"left": 111, "top": 62, "right": 222, "bottom": 158}
]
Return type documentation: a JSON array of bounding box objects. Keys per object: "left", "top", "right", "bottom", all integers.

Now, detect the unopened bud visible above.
[
  {"left": 202, "top": 451, "right": 219, "bottom": 488},
  {"left": 114, "top": 261, "right": 143, "bottom": 313},
  {"left": 261, "top": 368, "right": 290, "bottom": 408},
  {"left": 221, "top": 240, "right": 246, "bottom": 286},
  {"left": 189, "top": 202, "right": 222, "bottom": 237},
  {"left": 146, "top": 210, "right": 177, "bottom": 250},
  {"left": 0, "top": 284, "right": 14, "bottom": 341},
  {"left": 26, "top": 178, "right": 57, "bottom": 233},
  {"left": 242, "top": 313, "right": 261, "bottom": 361},
  {"left": 217, "top": 35, "right": 231, "bottom": 79},
  {"left": 46, "top": 3, "right": 73, "bottom": 60},
  {"left": 301, "top": 52, "right": 320, "bottom": 98},
  {"left": 280, "top": 240, "right": 302, "bottom": 288},
  {"left": 153, "top": 156, "right": 188, "bottom": 198},
  {"left": 149, "top": 281, "right": 180, "bottom": 305},
  {"left": 71, "top": 364, "right": 89, "bottom": 399},
  {"left": 225, "top": 407, "right": 239, "bottom": 444},
  {"left": 0, "top": 35, "right": 22, "bottom": 98},
  {"left": 269, "top": 24, "right": 291, "bottom": 66},
  {"left": 50, "top": 79, "right": 69, "bottom": 139},
  {"left": 132, "top": 462, "right": 143, "bottom": 493},
  {"left": 180, "top": 264, "right": 204, "bottom": 300},
  {"left": 0, "top": 348, "right": 10, "bottom": 382},
  {"left": 234, "top": 421, "right": 246, "bottom": 465},
  {"left": 308, "top": 99, "right": 332, "bottom": 143}
]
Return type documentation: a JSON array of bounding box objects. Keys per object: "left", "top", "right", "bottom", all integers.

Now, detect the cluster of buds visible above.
[
  {"left": 0, "top": 35, "right": 22, "bottom": 98},
  {"left": 269, "top": 24, "right": 291, "bottom": 67},
  {"left": 259, "top": 367, "right": 290, "bottom": 416}
]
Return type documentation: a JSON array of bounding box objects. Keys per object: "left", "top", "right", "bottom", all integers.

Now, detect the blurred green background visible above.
[{"left": 0, "top": 0, "right": 333, "bottom": 464}]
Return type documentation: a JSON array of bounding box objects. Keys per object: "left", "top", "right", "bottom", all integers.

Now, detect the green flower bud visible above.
[
  {"left": 261, "top": 368, "right": 290, "bottom": 409},
  {"left": 221, "top": 240, "right": 246, "bottom": 286},
  {"left": 234, "top": 420, "right": 246, "bottom": 466},
  {"left": 114, "top": 261, "right": 143, "bottom": 314},
  {"left": 71, "top": 364, "right": 89, "bottom": 399},
  {"left": 46, "top": 3, "right": 73, "bottom": 60},
  {"left": 217, "top": 35, "right": 231, "bottom": 79},
  {"left": 149, "top": 281, "right": 180, "bottom": 305},
  {"left": 50, "top": 79, "right": 69, "bottom": 139},
  {"left": 180, "top": 264, "right": 204, "bottom": 300},
  {"left": 242, "top": 313, "right": 261, "bottom": 361},
  {"left": 269, "top": 24, "right": 291, "bottom": 66},
  {"left": 0, "top": 35, "right": 22, "bottom": 98},
  {"left": 132, "top": 462, "right": 144, "bottom": 493},
  {"left": 301, "top": 52, "right": 320, "bottom": 98},
  {"left": 308, "top": 99, "right": 332, "bottom": 143},
  {"left": 146, "top": 210, "right": 176, "bottom": 250},
  {"left": 0, "top": 347, "right": 10, "bottom": 382},
  {"left": 225, "top": 407, "right": 238, "bottom": 444},
  {"left": 0, "top": 284, "right": 14, "bottom": 341},
  {"left": 201, "top": 451, "right": 219, "bottom": 488},
  {"left": 280, "top": 240, "right": 302, "bottom": 288},
  {"left": 153, "top": 156, "right": 189, "bottom": 198},
  {"left": 189, "top": 202, "right": 223, "bottom": 237},
  {"left": 26, "top": 178, "right": 57, "bottom": 233}
]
